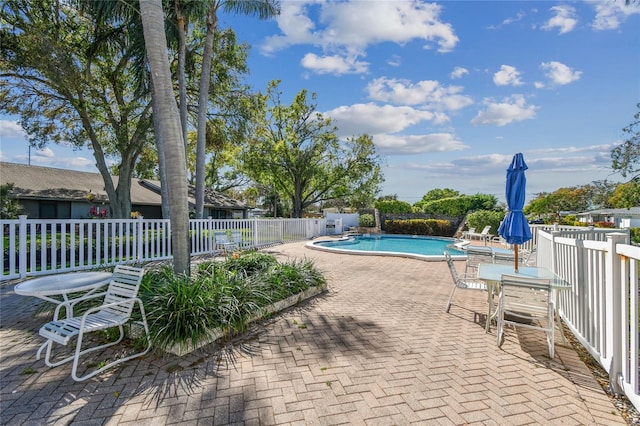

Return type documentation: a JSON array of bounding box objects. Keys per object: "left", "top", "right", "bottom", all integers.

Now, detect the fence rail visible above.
[
  {"left": 537, "top": 229, "right": 639, "bottom": 411},
  {"left": 2, "top": 216, "right": 326, "bottom": 280}
]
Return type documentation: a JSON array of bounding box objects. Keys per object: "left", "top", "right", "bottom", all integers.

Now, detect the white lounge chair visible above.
[
  {"left": 37, "top": 265, "right": 150, "bottom": 381},
  {"left": 466, "top": 225, "right": 492, "bottom": 242},
  {"left": 444, "top": 251, "right": 487, "bottom": 313},
  {"left": 496, "top": 274, "right": 554, "bottom": 358},
  {"left": 461, "top": 227, "right": 476, "bottom": 239}
]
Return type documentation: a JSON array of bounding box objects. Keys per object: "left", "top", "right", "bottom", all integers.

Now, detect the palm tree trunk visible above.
[
  {"left": 195, "top": 5, "right": 217, "bottom": 219},
  {"left": 140, "top": 0, "right": 190, "bottom": 274}
]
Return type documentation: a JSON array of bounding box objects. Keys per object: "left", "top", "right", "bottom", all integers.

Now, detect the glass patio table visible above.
[
  {"left": 14, "top": 271, "right": 113, "bottom": 318},
  {"left": 477, "top": 263, "right": 572, "bottom": 344}
]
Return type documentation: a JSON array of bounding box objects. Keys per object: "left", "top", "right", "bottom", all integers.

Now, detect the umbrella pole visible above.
[{"left": 514, "top": 244, "right": 519, "bottom": 272}]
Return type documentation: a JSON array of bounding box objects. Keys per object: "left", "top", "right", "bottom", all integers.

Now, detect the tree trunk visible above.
[
  {"left": 151, "top": 78, "right": 171, "bottom": 219},
  {"left": 176, "top": 3, "right": 189, "bottom": 156},
  {"left": 195, "top": 5, "right": 217, "bottom": 219},
  {"left": 140, "top": 0, "right": 190, "bottom": 274}
]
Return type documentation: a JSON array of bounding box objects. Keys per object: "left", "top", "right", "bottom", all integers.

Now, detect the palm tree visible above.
[
  {"left": 139, "top": 0, "right": 190, "bottom": 274},
  {"left": 194, "top": 0, "right": 280, "bottom": 219}
]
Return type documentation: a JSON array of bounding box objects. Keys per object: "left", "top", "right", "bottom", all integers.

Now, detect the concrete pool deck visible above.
[{"left": 0, "top": 240, "right": 626, "bottom": 425}]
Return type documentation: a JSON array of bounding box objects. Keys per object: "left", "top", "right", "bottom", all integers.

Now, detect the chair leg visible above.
[
  {"left": 445, "top": 285, "right": 457, "bottom": 313},
  {"left": 70, "top": 325, "right": 125, "bottom": 381},
  {"left": 41, "top": 339, "right": 75, "bottom": 368},
  {"left": 71, "top": 301, "right": 152, "bottom": 381}
]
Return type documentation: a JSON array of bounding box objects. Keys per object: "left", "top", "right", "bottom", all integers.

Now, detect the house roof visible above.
[
  {"left": 0, "top": 162, "right": 247, "bottom": 210},
  {"left": 575, "top": 207, "right": 640, "bottom": 217}
]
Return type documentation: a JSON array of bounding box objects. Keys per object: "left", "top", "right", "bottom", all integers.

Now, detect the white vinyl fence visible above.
[
  {"left": 537, "top": 228, "right": 639, "bottom": 411},
  {"left": 2, "top": 216, "right": 326, "bottom": 280}
]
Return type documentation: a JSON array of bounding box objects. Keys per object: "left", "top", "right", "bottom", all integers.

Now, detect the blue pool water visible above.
[{"left": 306, "top": 234, "right": 466, "bottom": 261}]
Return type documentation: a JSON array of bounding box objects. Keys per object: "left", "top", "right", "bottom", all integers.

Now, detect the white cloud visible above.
[
  {"left": 450, "top": 66, "right": 469, "bottom": 79},
  {"left": 493, "top": 65, "right": 524, "bottom": 86},
  {"left": 260, "top": 1, "right": 459, "bottom": 75},
  {"left": 365, "top": 77, "right": 473, "bottom": 110},
  {"left": 589, "top": 1, "right": 640, "bottom": 30},
  {"left": 374, "top": 133, "right": 467, "bottom": 155},
  {"left": 387, "top": 55, "right": 402, "bottom": 67},
  {"left": 527, "top": 143, "right": 616, "bottom": 155},
  {"left": 540, "top": 61, "right": 582, "bottom": 85},
  {"left": 503, "top": 11, "right": 526, "bottom": 26},
  {"left": 542, "top": 5, "right": 578, "bottom": 34},
  {"left": 325, "top": 103, "right": 442, "bottom": 136},
  {"left": 300, "top": 53, "right": 369, "bottom": 75},
  {"left": 471, "top": 95, "right": 538, "bottom": 126},
  {"left": 0, "top": 120, "right": 26, "bottom": 139}
]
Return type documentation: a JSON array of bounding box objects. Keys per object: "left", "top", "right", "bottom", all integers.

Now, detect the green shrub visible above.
[
  {"left": 384, "top": 219, "right": 452, "bottom": 236},
  {"left": 630, "top": 228, "right": 640, "bottom": 245},
  {"left": 374, "top": 200, "right": 413, "bottom": 214},
  {"left": 359, "top": 213, "right": 375, "bottom": 227},
  {"left": 140, "top": 251, "right": 326, "bottom": 353},
  {"left": 466, "top": 210, "right": 505, "bottom": 236},
  {"left": 140, "top": 267, "right": 218, "bottom": 354},
  {"left": 413, "top": 194, "right": 498, "bottom": 216}
]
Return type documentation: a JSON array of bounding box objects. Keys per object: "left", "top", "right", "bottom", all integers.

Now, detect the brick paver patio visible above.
[{"left": 0, "top": 241, "right": 626, "bottom": 425}]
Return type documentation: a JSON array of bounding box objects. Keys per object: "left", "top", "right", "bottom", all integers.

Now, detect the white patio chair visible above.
[
  {"left": 215, "top": 231, "right": 238, "bottom": 253},
  {"left": 231, "top": 230, "right": 243, "bottom": 250},
  {"left": 464, "top": 245, "right": 494, "bottom": 276},
  {"left": 37, "top": 265, "right": 150, "bottom": 381},
  {"left": 444, "top": 251, "right": 487, "bottom": 313},
  {"left": 496, "top": 274, "right": 554, "bottom": 358}
]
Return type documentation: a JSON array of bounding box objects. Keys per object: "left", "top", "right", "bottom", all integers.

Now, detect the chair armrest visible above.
[
  {"left": 52, "top": 292, "right": 108, "bottom": 320},
  {"left": 79, "top": 297, "right": 142, "bottom": 320}
]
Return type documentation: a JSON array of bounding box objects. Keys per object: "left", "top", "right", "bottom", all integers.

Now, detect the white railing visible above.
[
  {"left": 2, "top": 216, "right": 326, "bottom": 280},
  {"left": 537, "top": 229, "right": 639, "bottom": 410}
]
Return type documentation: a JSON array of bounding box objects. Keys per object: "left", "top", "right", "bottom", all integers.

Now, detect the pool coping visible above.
[{"left": 306, "top": 235, "right": 468, "bottom": 262}]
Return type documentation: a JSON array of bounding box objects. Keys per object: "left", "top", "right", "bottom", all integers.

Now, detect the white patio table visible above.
[
  {"left": 14, "top": 271, "right": 113, "bottom": 319},
  {"left": 477, "top": 263, "right": 572, "bottom": 344}
]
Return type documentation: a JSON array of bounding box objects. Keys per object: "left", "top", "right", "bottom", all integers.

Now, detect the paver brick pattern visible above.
[{"left": 0, "top": 241, "right": 626, "bottom": 425}]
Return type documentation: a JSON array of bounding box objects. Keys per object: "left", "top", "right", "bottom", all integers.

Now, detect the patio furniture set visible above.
[{"left": 445, "top": 246, "right": 570, "bottom": 358}]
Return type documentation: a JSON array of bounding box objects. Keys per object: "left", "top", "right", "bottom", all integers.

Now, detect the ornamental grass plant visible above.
[{"left": 140, "top": 251, "right": 326, "bottom": 354}]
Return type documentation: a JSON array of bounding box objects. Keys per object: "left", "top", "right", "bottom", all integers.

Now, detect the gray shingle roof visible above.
[{"left": 0, "top": 162, "right": 246, "bottom": 209}]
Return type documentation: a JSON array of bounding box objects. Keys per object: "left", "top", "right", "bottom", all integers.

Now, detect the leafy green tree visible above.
[
  {"left": 609, "top": 179, "right": 640, "bottom": 208},
  {"left": 0, "top": 0, "right": 153, "bottom": 219},
  {"left": 420, "top": 188, "right": 461, "bottom": 203},
  {"left": 413, "top": 193, "right": 498, "bottom": 216},
  {"left": 524, "top": 186, "right": 591, "bottom": 221},
  {"left": 0, "top": 183, "right": 23, "bottom": 219},
  {"left": 374, "top": 199, "right": 413, "bottom": 214},
  {"left": 611, "top": 103, "right": 640, "bottom": 180},
  {"left": 241, "top": 81, "right": 383, "bottom": 218},
  {"left": 140, "top": 0, "right": 190, "bottom": 274},
  {"left": 586, "top": 180, "right": 617, "bottom": 210},
  {"left": 193, "top": 0, "right": 280, "bottom": 218}
]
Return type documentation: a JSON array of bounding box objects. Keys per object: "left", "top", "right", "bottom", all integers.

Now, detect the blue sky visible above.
[{"left": 1, "top": 1, "right": 639, "bottom": 205}]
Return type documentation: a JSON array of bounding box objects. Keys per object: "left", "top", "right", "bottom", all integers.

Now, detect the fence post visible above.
[
  {"left": 207, "top": 217, "right": 213, "bottom": 254},
  {"left": 137, "top": 216, "right": 144, "bottom": 263},
  {"left": 18, "top": 215, "right": 27, "bottom": 279},
  {"left": 253, "top": 217, "right": 258, "bottom": 248},
  {"left": 606, "top": 233, "right": 627, "bottom": 394}
]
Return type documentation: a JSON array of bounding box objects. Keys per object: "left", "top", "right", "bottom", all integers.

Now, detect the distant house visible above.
[
  {"left": 0, "top": 162, "right": 248, "bottom": 219},
  {"left": 575, "top": 207, "right": 640, "bottom": 228}
]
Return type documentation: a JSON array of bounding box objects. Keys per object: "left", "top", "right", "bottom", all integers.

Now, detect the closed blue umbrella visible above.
[{"left": 497, "top": 153, "right": 532, "bottom": 272}]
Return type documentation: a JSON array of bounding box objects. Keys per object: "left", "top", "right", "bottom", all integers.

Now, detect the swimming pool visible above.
[{"left": 306, "top": 234, "right": 467, "bottom": 261}]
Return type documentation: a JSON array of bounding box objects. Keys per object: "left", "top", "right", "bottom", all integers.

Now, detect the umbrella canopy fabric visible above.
[{"left": 498, "top": 153, "right": 532, "bottom": 245}]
